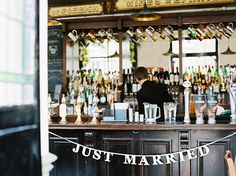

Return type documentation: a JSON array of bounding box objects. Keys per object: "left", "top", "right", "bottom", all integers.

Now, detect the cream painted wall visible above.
[
  {"left": 219, "top": 31, "right": 236, "bottom": 66},
  {"left": 137, "top": 37, "right": 171, "bottom": 68}
]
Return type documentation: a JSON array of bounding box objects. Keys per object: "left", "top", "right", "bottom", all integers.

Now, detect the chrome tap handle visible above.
[
  {"left": 183, "top": 81, "right": 191, "bottom": 124},
  {"left": 229, "top": 83, "right": 236, "bottom": 124}
]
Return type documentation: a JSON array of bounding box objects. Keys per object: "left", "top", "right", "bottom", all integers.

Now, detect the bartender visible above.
[{"left": 133, "top": 67, "right": 174, "bottom": 121}]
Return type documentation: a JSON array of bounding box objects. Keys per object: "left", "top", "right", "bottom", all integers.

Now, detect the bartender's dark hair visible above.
[{"left": 133, "top": 67, "right": 148, "bottom": 81}]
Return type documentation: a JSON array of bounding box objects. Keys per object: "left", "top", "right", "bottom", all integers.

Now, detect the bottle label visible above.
[
  {"left": 170, "top": 75, "right": 174, "bottom": 83},
  {"left": 100, "top": 96, "right": 106, "bottom": 104},
  {"left": 132, "top": 83, "right": 138, "bottom": 93},
  {"left": 124, "top": 84, "right": 128, "bottom": 93},
  {"left": 59, "top": 104, "right": 67, "bottom": 118},
  {"left": 88, "top": 95, "right": 93, "bottom": 105},
  {"left": 164, "top": 80, "right": 170, "bottom": 85},
  {"left": 134, "top": 112, "right": 139, "bottom": 122},
  {"left": 213, "top": 84, "right": 219, "bottom": 93},
  {"left": 83, "top": 106, "right": 88, "bottom": 115},
  {"left": 174, "top": 75, "right": 179, "bottom": 82},
  {"left": 79, "top": 86, "right": 84, "bottom": 92},
  {"left": 129, "top": 108, "right": 134, "bottom": 122}
]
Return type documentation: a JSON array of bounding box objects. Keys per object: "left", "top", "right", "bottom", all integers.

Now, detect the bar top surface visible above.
[{"left": 49, "top": 119, "right": 236, "bottom": 131}]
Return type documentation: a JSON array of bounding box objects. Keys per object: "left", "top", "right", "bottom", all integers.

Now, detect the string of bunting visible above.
[{"left": 49, "top": 131, "right": 236, "bottom": 166}]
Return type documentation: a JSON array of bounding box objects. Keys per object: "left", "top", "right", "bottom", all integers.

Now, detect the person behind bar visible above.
[{"left": 133, "top": 66, "right": 174, "bottom": 121}]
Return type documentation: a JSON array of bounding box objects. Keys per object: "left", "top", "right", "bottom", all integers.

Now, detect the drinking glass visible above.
[
  {"left": 192, "top": 94, "right": 206, "bottom": 124},
  {"left": 163, "top": 102, "right": 177, "bottom": 124},
  {"left": 206, "top": 94, "right": 218, "bottom": 124}
]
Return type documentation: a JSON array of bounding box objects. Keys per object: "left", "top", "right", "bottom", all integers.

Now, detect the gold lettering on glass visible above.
[
  {"left": 48, "top": 4, "right": 103, "bottom": 17},
  {"left": 115, "top": 0, "right": 234, "bottom": 11}
]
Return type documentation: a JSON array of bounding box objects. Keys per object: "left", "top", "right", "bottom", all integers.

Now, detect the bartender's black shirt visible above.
[{"left": 136, "top": 80, "right": 174, "bottom": 121}]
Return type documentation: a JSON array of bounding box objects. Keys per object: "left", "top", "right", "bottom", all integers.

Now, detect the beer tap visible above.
[
  {"left": 229, "top": 82, "right": 236, "bottom": 124},
  {"left": 183, "top": 80, "right": 191, "bottom": 124}
]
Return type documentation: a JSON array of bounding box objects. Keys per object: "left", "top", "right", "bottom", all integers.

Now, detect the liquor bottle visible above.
[
  {"left": 192, "top": 78, "right": 198, "bottom": 94},
  {"left": 122, "top": 69, "right": 126, "bottom": 83},
  {"left": 201, "top": 66, "right": 205, "bottom": 76},
  {"left": 169, "top": 67, "right": 175, "bottom": 85},
  {"left": 114, "top": 86, "right": 118, "bottom": 102},
  {"left": 99, "top": 86, "right": 107, "bottom": 105},
  {"left": 174, "top": 67, "right": 179, "bottom": 85},
  {"left": 158, "top": 67, "right": 164, "bottom": 84},
  {"left": 201, "top": 74, "right": 207, "bottom": 92},
  {"left": 48, "top": 94, "right": 52, "bottom": 116},
  {"left": 226, "top": 64, "right": 231, "bottom": 83},
  {"left": 219, "top": 65, "right": 223, "bottom": 85},
  {"left": 183, "top": 67, "right": 188, "bottom": 81},
  {"left": 212, "top": 64, "right": 220, "bottom": 93},
  {"left": 207, "top": 65, "right": 212, "bottom": 85},
  {"left": 220, "top": 82, "right": 227, "bottom": 94},
  {"left": 191, "top": 66, "right": 195, "bottom": 84},
  {"left": 125, "top": 69, "right": 132, "bottom": 95},
  {"left": 59, "top": 94, "right": 67, "bottom": 118},
  {"left": 107, "top": 85, "right": 113, "bottom": 105},
  {"left": 147, "top": 68, "right": 153, "bottom": 81},
  {"left": 196, "top": 66, "right": 202, "bottom": 83},
  {"left": 87, "top": 88, "right": 93, "bottom": 106},
  {"left": 128, "top": 104, "right": 134, "bottom": 123},
  {"left": 126, "top": 69, "right": 130, "bottom": 85},
  {"left": 214, "top": 64, "right": 219, "bottom": 83},
  {"left": 134, "top": 105, "right": 139, "bottom": 123},
  {"left": 83, "top": 102, "right": 88, "bottom": 115},
  {"left": 128, "top": 68, "right": 133, "bottom": 94},
  {"left": 132, "top": 73, "right": 139, "bottom": 94},
  {"left": 153, "top": 70, "right": 158, "bottom": 82},
  {"left": 223, "top": 65, "right": 227, "bottom": 84},
  {"left": 164, "top": 67, "right": 170, "bottom": 85}
]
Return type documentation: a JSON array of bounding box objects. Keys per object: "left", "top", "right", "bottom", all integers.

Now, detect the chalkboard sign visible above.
[{"left": 48, "top": 25, "right": 63, "bottom": 99}]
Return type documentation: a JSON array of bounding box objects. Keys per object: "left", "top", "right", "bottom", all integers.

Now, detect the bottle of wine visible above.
[
  {"left": 207, "top": 65, "right": 212, "bottom": 85},
  {"left": 183, "top": 67, "right": 188, "bottom": 81},
  {"left": 174, "top": 67, "right": 179, "bottom": 85},
  {"left": 128, "top": 68, "right": 133, "bottom": 94},
  {"left": 164, "top": 67, "right": 170, "bottom": 85},
  {"left": 158, "top": 67, "right": 164, "bottom": 84},
  {"left": 169, "top": 67, "right": 175, "bottom": 85}
]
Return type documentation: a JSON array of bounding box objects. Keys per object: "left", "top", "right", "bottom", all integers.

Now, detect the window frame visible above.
[{"left": 171, "top": 38, "right": 219, "bottom": 71}]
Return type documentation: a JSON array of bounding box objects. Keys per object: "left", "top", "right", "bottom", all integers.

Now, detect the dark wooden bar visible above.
[
  {"left": 49, "top": 121, "right": 236, "bottom": 176},
  {"left": 47, "top": 1, "right": 236, "bottom": 175},
  {"left": 49, "top": 121, "right": 236, "bottom": 131}
]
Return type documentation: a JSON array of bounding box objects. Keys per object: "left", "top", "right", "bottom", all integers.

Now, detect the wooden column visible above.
[{"left": 178, "top": 16, "right": 183, "bottom": 80}]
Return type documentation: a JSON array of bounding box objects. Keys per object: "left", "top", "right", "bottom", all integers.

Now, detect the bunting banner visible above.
[{"left": 49, "top": 131, "right": 236, "bottom": 166}]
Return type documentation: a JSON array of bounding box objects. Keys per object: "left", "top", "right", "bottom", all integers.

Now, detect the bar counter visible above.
[
  {"left": 49, "top": 118, "right": 236, "bottom": 176},
  {"left": 49, "top": 120, "right": 236, "bottom": 130}
]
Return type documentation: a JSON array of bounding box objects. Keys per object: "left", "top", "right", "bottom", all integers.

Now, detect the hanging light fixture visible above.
[
  {"left": 130, "top": 1, "right": 161, "bottom": 22},
  {"left": 108, "top": 51, "right": 119, "bottom": 58},
  {"left": 163, "top": 42, "right": 178, "bottom": 57},
  {"left": 221, "top": 39, "right": 236, "bottom": 55}
]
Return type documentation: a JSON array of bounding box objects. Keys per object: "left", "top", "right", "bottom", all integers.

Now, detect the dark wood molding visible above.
[
  {"left": 181, "top": 13, "right": 236, "bottom": 25},
  {"left": 62, "top": 11, "right": 236, "bottom": 32},
  {"left": 66, "top": 20, "right": 120, "bottom": 31}
]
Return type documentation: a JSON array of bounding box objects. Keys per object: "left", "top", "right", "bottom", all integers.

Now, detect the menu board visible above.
[{"left": 48, "top": 25, "right": 63, "bottom": 99}]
